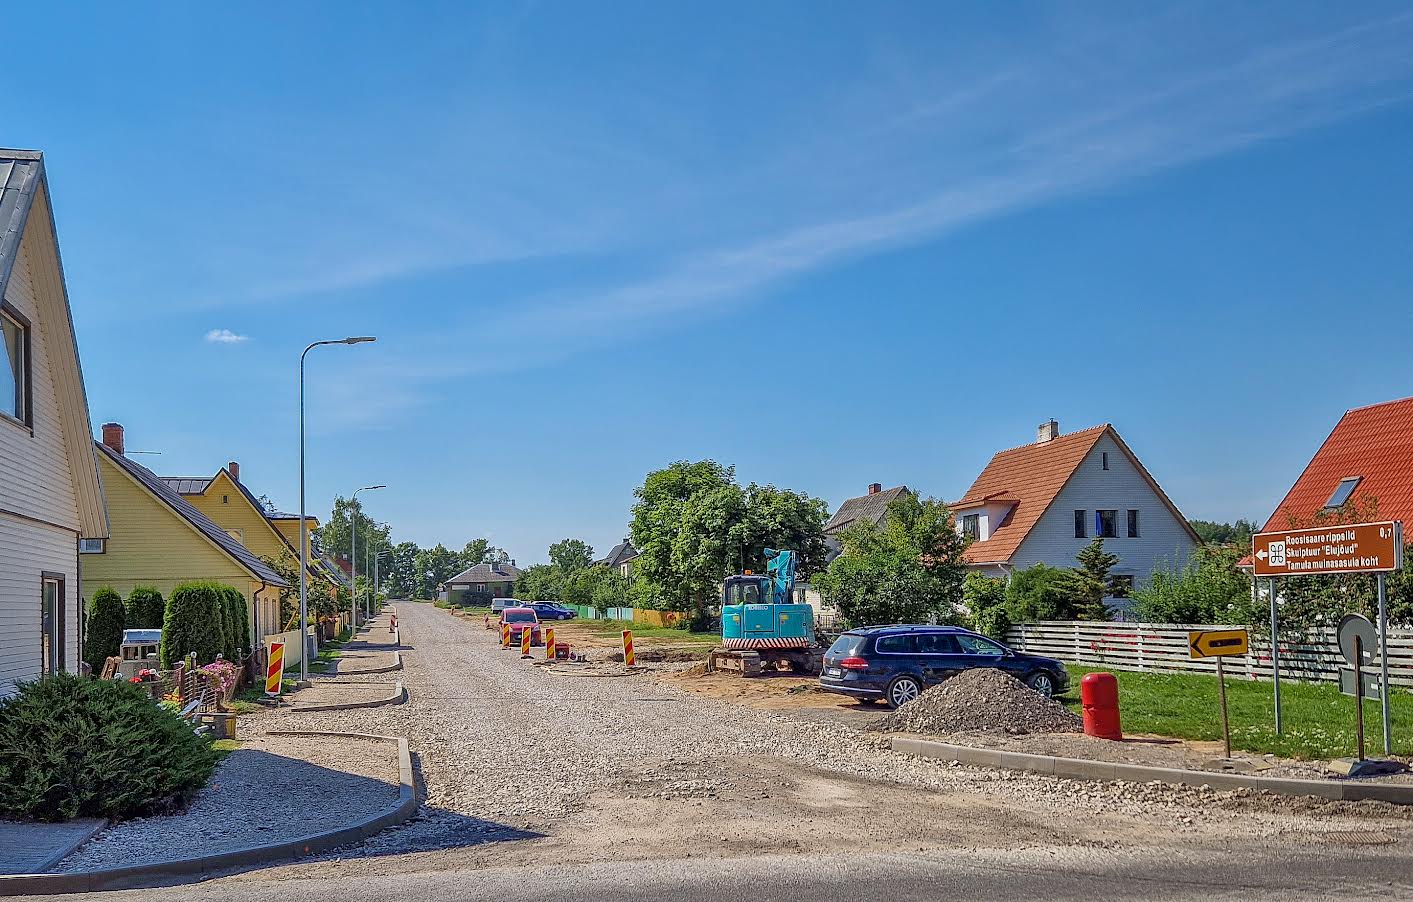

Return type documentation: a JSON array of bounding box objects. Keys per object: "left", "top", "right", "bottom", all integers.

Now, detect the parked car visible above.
[
  {"left": 490, "top": 597, "right": 522, "bottom": 615},
  {"left": 526, "top": 601, "right": 576, "bottom": 621},
  {"left": 499, "top": 607, "right": 543, "bottom": 645},
  {"left": 818, "top": 624, "right": 1069, "bottom": 708}
]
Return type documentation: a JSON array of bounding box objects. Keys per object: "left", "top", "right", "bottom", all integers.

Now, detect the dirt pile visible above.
[{"left": 873, "top": 668, "right": 1082, "bottom": 736}]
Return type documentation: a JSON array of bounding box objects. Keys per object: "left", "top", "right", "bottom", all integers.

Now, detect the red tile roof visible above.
[
  {"left": 956, "top": 424, "right": 1197, "bottom": 565},
  {"left": 1261, "top": 396, "right": 1413, "bottom": 532}
]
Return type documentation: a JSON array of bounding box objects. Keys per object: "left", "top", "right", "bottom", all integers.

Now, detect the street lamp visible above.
[
  {"left": 299, "top": 337, "right": 375, "bottom": 683},
  {"left": 351, "top": 484, "right": 385, "bottom": 632},
  {"left": 374, "top": 549, "right": 391, "bottom": 617}
]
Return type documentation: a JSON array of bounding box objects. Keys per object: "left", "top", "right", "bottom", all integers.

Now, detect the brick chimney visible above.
[
  {"left": 101, "top": 422, "right": 125, "bottom": 455},
  {"left": 228, "top": 461, "right": 240, "bottom": 482},
  {"left": 1037, "top": 419, "right": 1060, "bottom": 443},
  {"left": 868, "top": 483, "right": 882, "bottom": 495}
]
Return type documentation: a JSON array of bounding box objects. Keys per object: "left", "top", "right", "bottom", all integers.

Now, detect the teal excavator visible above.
[{"left": 708, "top": 549, "right": 824, "bottom": 676}]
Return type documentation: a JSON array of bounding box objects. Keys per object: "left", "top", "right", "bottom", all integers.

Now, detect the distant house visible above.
[
  {"left": 1258, "top": 397, "right": 1413, "bottom": 531},
  {"left": 596, "top": 539, "right": 639, "bottom": 578},
  {"left": 86, "top": 429, "right": 288, "bottom": 644},
  {"left": 955, "top": 420, "right": 1199, "bottom": 609},
  {"left": 824, "top": 483, "right": 913, "bottom": 536},
  {"left": 0, "top": 151, "right": 109, "bottom": 692},
  {"left": 444, "top": 560, "right": 522, "bottom": 605}
]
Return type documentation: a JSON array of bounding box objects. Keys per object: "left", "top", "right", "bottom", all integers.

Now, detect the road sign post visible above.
[
  {"left": 1269, "top": 577, "right": 1282, "bottom": 735},
  {"left": 1189, "top": 629, "right": 1248, "bottom": 759},
  {"left": 1378, "top": 573, "right": 1392, "bottom": 756}
]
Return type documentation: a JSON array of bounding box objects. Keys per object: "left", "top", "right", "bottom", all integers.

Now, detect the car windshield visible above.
[
  {"left": 827, "top": 634, "right": 869, "bottom": 656},
  {"left": 504, "top": 611, "right": 536, "bottom": 623}
]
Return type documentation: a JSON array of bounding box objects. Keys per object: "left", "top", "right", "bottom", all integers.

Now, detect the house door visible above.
[{"left": 41, "top": 574, "right": 64, "bottom": 674}]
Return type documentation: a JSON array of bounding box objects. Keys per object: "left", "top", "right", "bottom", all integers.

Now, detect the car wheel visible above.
[
  {"left": 886, "top": 676, "right": 923, "bottom": 709},
  {"left": 1025, "top": 671, "right": 1056, "bottom": 697}
]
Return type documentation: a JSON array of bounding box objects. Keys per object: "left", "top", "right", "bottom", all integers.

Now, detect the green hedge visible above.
[
  {"left": 82, "top": 587, "right": 126, "bottom": 672},
  {"left": 125, "top": 586, "right": 166, "bottom": 630},
  {"left": 0, "top": 673, "right": 218, "bottom": 821},
  {"left": 161, "top": 582, "right": 226, "bottom": 667},
  {"left": 220, "top": 586, "right": 250, "bottom": 658}
]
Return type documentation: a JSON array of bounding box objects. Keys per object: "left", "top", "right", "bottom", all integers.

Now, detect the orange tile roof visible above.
[
  {"left": 957, "top": 424, "right": 1197, "bottom": 564},
  {"left": 1261, "top": 396, "right": 1413, "bottom": 532}
]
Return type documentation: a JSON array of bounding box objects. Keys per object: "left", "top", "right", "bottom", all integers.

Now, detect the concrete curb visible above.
[
  {"left": 891, "top": 737, "right": 1413, "bottom": 805},
  {"left": 330, "top": 650, "right": 403, "bottom": 676},
  {"left": 290, "top": 680, "right": 406, "bottom": 713},
  {"left": 0, "top": 731, "right": 417, "bottom": 895}
]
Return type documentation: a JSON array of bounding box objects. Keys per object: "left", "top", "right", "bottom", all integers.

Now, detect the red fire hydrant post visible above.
[{"left": 1081, "top": 671, "right": 1123, "bottom": 741}]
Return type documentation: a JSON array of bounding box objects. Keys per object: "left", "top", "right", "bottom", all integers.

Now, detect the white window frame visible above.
[
  {"left": 0, "top": 302, "right": 31, "bottom": 428},
  {"left": 79, "top": 538, "right": 106, "bottom": 554}
]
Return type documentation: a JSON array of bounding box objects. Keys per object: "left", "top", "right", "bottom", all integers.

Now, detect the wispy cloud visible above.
[{"left": 204, "top": 328, "right": 249, "bottom": 344}]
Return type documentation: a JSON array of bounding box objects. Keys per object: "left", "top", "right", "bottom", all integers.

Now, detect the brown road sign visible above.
[
  {"left": 1189, "top": 628, "right": 1249, "bottom": 659},
  {"left": 1252, "top": 521, "right": 1403, "bottom": 577}
]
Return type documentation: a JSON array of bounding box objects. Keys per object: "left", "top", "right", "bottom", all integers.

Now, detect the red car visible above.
[{"left": 499, "top": 607, "right": 542, "bottom": 646}]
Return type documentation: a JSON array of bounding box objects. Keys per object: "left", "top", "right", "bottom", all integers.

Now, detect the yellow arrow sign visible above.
[{"left": 1189, "top": 629, "right": 1248, "bottom": 659}]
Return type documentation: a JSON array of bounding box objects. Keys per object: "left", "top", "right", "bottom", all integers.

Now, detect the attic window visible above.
[
  {"left": 0, "top": 303, "right": 30, "bottom": 426},
  {"left": 1101, "top": 452, "right": 1109, "bottom": 470},
  {"left": 1324, "top": 476, "right": 1361, "bottom": 511}
]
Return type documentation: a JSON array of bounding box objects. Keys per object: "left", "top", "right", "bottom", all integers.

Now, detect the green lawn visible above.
[{"left": 1062, "top": 665, "right": 1413, "bottom": 760}]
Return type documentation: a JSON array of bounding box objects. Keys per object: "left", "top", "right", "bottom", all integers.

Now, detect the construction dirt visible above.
[{"left": 874, "top": 668, "right": 1083, "bottom": 736}]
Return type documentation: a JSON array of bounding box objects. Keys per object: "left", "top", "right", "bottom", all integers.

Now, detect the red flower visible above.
[{"left": 129, "top": 676, "right": 142, "bottom": 683}]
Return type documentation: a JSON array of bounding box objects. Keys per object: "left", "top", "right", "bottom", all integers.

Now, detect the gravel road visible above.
[{"left": 224, "top": 600, "right": 1413, "bottom": 890}]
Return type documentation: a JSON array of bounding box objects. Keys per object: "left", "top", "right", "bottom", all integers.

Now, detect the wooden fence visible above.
[{"left": 1004, "top": 620, "right": 1413, "bottom": 688}]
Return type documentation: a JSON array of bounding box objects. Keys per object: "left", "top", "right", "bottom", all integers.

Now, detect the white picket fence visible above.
[{"left": 1004, "top": 621, "right": 1413, "bottom": 688}]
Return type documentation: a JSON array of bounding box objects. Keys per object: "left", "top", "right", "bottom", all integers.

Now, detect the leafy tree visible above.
[
  {"left": 161, "top": 582, "right": 226, "bottom": 667},
  {"left": 963, "top": 572, "right": 1010, "bottom": 638},
  {"left": 315, "top": 495, "right": 393, "bottom": 590},
  {"left": 590, "top": 569, "right": 631, "bottom": 613},
  {"left": 380, "top": 541, "right": 421, "bottom": 599},
  {"left": 516, "top": 564, "right": 562, "bottom": 601},
  {"left": 459, "top": 538, "right": 503, "bottom": 572},
  {"left": 219, "top": 586, "right": 251, "bottom": 658},
  {"left": 732, "top": 483, "right": 831, "bottom": 581},
  {"left": 814, "top": 494, "right": 969, "bottom": 628},
  {"left": 413, "top": 543, "right": 464, "bottom": 599},
  {"left": 1189, "top": 518, "right": 1260, "bottom": 548},
  {"left": 82, "top": 587, "right": 126, "bottom": 671},
  {"left": 1130, "top": 545, "right": 1259, "bottom": 624},
  {"left": 549, "top": 539, "right": 594, "bottom": 575},
  {"left": 1002, "top": 564, "right": 1098, "bottom": 622},
  {"left": 124, "top": 586, "right": 165, "bottom": 630}
]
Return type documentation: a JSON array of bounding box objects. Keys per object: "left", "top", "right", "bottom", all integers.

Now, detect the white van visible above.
[{"left": 490, "top": 598, "right": 522, "bottom": 615}]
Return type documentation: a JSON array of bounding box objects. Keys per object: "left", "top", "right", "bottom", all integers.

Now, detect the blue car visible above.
[
  {"left": 526, "top": 602, "right": 577, "bottom": 621},
  {"left": 819, "top": 624, "right": 1069, "bottom": 708}
]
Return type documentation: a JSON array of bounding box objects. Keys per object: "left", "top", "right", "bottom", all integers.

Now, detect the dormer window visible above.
[{"left": 1324, "top": 476, "right": 1361, "bottom": 511}]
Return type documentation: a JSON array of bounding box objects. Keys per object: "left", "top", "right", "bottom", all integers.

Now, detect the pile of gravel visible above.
[{"left": 872, "top": 668, "right": 1082, "bottom": 736}]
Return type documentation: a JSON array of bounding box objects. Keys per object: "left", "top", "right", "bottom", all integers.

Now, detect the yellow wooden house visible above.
[{"left": 83, "top": 431, "right": 288, "bottom": 644}]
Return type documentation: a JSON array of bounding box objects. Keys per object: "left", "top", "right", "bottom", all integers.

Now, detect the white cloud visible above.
[{"left": 204, "top": 328, "right": 250, "bottom": 344}]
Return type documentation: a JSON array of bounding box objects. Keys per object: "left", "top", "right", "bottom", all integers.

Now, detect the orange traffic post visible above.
[
  {"left": 520, "top": 624, "right": 532, "bottom": 658},
  {"left": 622, "top": 629, "right": 635, "bottom": 666},
  {"left": 501, "top": 623, "right": 511, "bottom": 648},
  {"left": 544, "top": 627, "right": 556, "bottom": 661},
  {"left": 1080, "top": 672, "right": 1122, "bottom": 740},
  {"left": 265, "top": 641, "right": 284, "bottom": 697}
]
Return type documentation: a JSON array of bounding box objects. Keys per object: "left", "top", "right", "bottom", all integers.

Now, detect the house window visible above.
[
  {"left": 79, "top": 538, "right": 106, "bottom": 554},
  {"left": 222, "top": 495, "right": 229, "bottom": 504},
  {"left": 1127, "top": 509, "right": 1140, "bottom": 538},
  {"left": 1101, "top": 452, "right": 1109, "bottom": 471},
  {"left": 961, "top": 514, "right": 980, "bottom": 540},
  {"left": 1, "top": 303, "right": 31, "bottom": 426},
  {"left": 1324, "top": 476, "right": 1361, "bottom": 511},
  {"left": 476, "top": 583, "right": 486, "bottom": 593},
  {"left": 1096, "top": 510, "right": 1118, "bottom": 538},
  {"left": 1074, "top": 510, "right": 1087, "bottom": 538},
  {"left": 41, "top": 574, "right": 64, "bottom": 674},
  {"left": 1110, "top": 575, "right": 1134, "bottom": 598}
]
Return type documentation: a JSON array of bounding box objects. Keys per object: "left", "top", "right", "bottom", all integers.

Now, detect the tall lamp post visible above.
[
  {"left": 374, "top": 549, "right": 391, "bottom": 617},
  {"left": 350, "top": 484, "right": 385, "bottom": 632},
  {"left": 299, "top": 337, "right": 375, "bottom": 683}
]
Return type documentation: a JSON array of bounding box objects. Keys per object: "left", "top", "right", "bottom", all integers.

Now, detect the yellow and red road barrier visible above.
[
  {"left": 265, "top": 641, "right": 284, "bottom": 696},
  {"left": 520, "top": 625, "right": 533, "bottom": 658},
  {"left": 544, "top": 627, "right": 556, "bottom": 661},
  {"left": 622, "top": 629, "right": 635, "bottom": 666},
  {"left": 501, "top": 623, "right": 511, "bottom": 648}
]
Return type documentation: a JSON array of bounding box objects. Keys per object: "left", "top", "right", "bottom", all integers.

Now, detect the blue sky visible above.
[{"left": 9, "top": 3, "right": 1413, "bottom": 562}]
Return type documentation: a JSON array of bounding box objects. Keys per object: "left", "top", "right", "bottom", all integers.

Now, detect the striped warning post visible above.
[
  {"left": 544, "top": 626, "right": 556, "bottom": 661},
  {"left": 265, "top": 641, "right": 284, "bottom": 696},
  {"left": 521, "top": 624, "right": 532, "bottom": 658},
  {"left": 622, "top": 629, "right": 635, "bottom": 666},
  {"left": 501, "top": 623, "right": 511, "bottom": 648}
]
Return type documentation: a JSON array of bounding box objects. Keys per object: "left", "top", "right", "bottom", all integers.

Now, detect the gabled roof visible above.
[
  {"left": 96, "top": 442, "right": 288, "bottom": 587},
  {"left": 956, "top": 424, "right": 1198, "bottom": 564},
  {"left": 597, "top": 539, "right": 639, "bottom": 568},
  {"left": 824, "top": 486, "right": 912, "bottom": 534},
  {"left": 0, "top": 151, "right": 107, "bottom": 538},
  {"left": 1261, "top": 396, "right": 1413, "bottom": 531},
  {"left": 446, "top": 561, "right": 523, "bottom": 585}
]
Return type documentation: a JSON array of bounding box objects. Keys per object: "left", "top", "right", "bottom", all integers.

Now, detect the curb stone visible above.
[
  {"left": 0, "top": 732, "right": 416, "bottom": 896},
  {"left": 290, "top": 680, "right": 406, "bottom": 713},
  {"left": 891, "top": 737, "right": 1413, "bottom": 804},
  {"left": 329, "top": 650, "right": 403, "bottom": 676}
]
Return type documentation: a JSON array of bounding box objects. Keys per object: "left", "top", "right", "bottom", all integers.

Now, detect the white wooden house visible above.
[{"left": 0, "top": 151, "right": 108, "bottom": 692}]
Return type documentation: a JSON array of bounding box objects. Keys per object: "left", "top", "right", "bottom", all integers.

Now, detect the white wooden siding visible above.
[
  {"left": 0, "top": 511, "right": 78, "bottom": 694},
  {"left": 0, "top": 230, "right": 80, "bottom": 532},
  {"left": 1009, "top": 433, "right": 1196, "bottom": 588}
]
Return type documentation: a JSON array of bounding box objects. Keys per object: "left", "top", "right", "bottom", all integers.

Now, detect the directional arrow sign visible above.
[
  {"left": 1252, "top": 522, "right": 1402, "bottom": 577},
  {"left": 1189, "top": 628, "right": 1249, "bottom": 660}
]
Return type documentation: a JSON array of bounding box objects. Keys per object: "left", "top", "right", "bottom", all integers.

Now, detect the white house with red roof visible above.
[{"left": 954, "top": 420, "right": 1200, "bottom": 606}]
